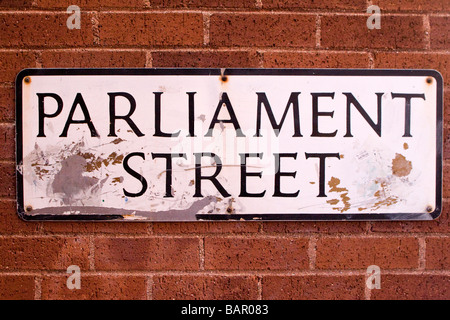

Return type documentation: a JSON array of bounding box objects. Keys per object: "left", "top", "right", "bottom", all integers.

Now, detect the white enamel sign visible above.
[{"left": 16, "top": 69, "right": 443, "bottom": 221}]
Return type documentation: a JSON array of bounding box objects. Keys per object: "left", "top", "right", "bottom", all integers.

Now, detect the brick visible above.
[
  {"left": 321, "top": 15, "right": 426, "bottom": 50},
  {"left": 151, "top": 0, "right": 256, "bottom": 8},
  {"left": 35, "top": 0, "right": 146, "bottom": 9},
  {"left": 0, "top": 236, "right": 89, "bottom": 270},
  {"left": 444, "top": 88, "right": 450, "bottom": 127},
  {"left": 98, "top": 13, "right": 203, "bottom": 47},
  {"left": 262, "top": 0, "right": 367, "bottom": 11},
  {"left": 0, "top": 86, "right": 15, "bottom": 122},
  {"left": 373, "top": 52, "right": 450, "bottom": 87},
  {"left": 444, "top": 163, "right": 450, "bottom": 199},
  {"left": 0, "top": 200, "right": 41, "bottom": 234},
  {"left": 40, "top": 50, "right": 147, "bottom": 68},
  {"left": 0, "top": 13, "right": 95, "bottom": 48},
  {"left": 0, "top": 51, "right": 36, "bottom": 83},
  {"left": 94, "top": 237, "right": 200, "bottom": 271},
  {"left": 316, "top": 237, "right": 419, "bottom": 270},
  {"left": 370, "top": 200, "right": 449, "bottom": 233},
  {"left": 377, "top": 0, "right": 450, "bottom": 12},
  {"left": 262, "top": 221, "right": 367, "bottom": 233},
  {"left": 263, "top": 51, "right": 369, "bottom": 68},
  {"left": 41, "top": 275, "right": 147, "bottom": 300},
  {"left": 42, "top": 221, "right": 149, "bottom": 234},
  {"left": 0, "top": 162, "right": 15, "bottom": 198},
  {"left": 425, "top": 238, "right": 450, "bottom": 270},
  {"left": 445, "top": 126, "right": 450, "bottom": 160},
  {"left": 153, "top": 275, "right": 259, "bottom": 300},
  {"left": 430, "top": 16, "right": 450, "bottom": 50},
  {"left": 151, "top": 51, "right": 260, "bottom": 68},
  {"left": 0, "top": 0, "right": 34, "bottom": 8},
  {"left": 152, "top": 221, "right": 260, "bottom": 234},
  {"left": 371, "top": 275, "right": 450, "bottom": 300},
  {"left": 0, "top": 275, "right": 35, "bottom": 300},
  {"left": 209, "top": 14, "right": 316, "bottom": 48},
  {"left": 204, "top": 237, "right": 309, "bottom": 270},
  {"left": 0, "top": 124, "right": 15, "bottom": 161},
  {"left": 262, "top": 275, "right": 365, "bottom": 300}
]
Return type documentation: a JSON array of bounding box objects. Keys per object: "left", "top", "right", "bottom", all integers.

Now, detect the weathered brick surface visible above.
[
  {"left": 0, "top": 51, "right": 36, "bottom": 83},
  {"left": 370, "top": 275, "right": 450, "bottom": 300},
  {"left": 0, "top": 236, "right": 90, "bottom": 270},
  {"left": 0, "top": 162, "right": 15, "bottom": 198},
  {"left": 262, "top": 0, "right": 367, "bottom": 10},
  {"left": 151, "top": 51, "right": 260, "bottom": 68},
  {"left": 151, "top": 0, "right": 256, "bottom": 8},
  {"left": 35, "top": 0, "right": 146, "bottom": 9},
  {"left": 376, "top": 0, "right": 450, "bottom": 12},
  {"left": 316, "top": 237, "right": 420, "bottom": 270},
  {"left": 321, "top": 15, "right": 427, "bottom": 50},
  {"left": 41, "top": 275, "right": 147, "bottom": 300},
  {"left": 430, "top": 16, "right": 450, "bottom": 50},
  {"left": 94, "top": 237, "right": 200, "bottom": 270},
  {"left": 0, "top": 124, "right": 14, "bottom": 161},
  {"left": 153, "top": 275, "right": 259, "bottom": 299},
  {"left": 97, "top": 13, "right": 204, "bottom": 47},
  {"left": 262, "top": 275, "right": 365, "bottom": 300},
  {"left": 0, "top": 13, "right": 94, "bottom": 48},
  {"left": 210, "top": 14, "right": 316, "bottom": 48},
  {"left": 425, "top": 238, "right": 450, "bottom": 270},
  {"left": 263, "top": 51, "right": 369, "bottom": 68},
  {"left": 41, "top": 50, "right": 147, "bottom": 68},
  {"left": 0, "top": 275, "right": 35, "bottom": 300},
  {"left": 152, "top": 221, "right": 260, "bottom": 234},
  {"left": 204, "top": 237, "right": 309, "bottom": 270},
  {"left": 0, "top": 86, "right": 15, "bottom": 123}
]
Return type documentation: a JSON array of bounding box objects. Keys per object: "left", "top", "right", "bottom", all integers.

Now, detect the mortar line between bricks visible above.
[
  {"left": 146, "top": 275, "right": 153, "bottom": 300},
  {"left": 1, "top": 48, "right": 449, "bottom": 54},
  {"left": 308, "top": 236, "right": 318, "bottom": 270},
  {"left": 199, "top": 237, "right": 205, "bottom": 270},
  {"left": 0, "top": 10, "right": 447, "bottom": 15},
  {"left": 418, "top": 237, "right": 427, "bottom": 270},
  {"left": 89, "top": 236, "right": 95, "bottom": 271},
  {"left": 1, "top": 270, "right": 448, "bottom": 277},
  {"left": 423, "top": 15, "right": 431, "bottom": 50},
  {"left": 257, "top": 276, "right": 262, "bottom": 300},
  {"left": 34, "top": 274, "right": 42, "bottom": 300},
  {"left": 315, "top": 15, "right": 321, "bottom": 49},
  {"left": 3, "top": 232, "right": 448, "bottom": 238}
]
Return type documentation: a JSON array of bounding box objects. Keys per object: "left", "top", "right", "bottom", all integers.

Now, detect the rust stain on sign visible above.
[
  {"left": 392, "top": 153, "right": 412, "bottom": 177},
  {"left": 327, "top": 177, "right": 351, "bottom": 213},
  {"left": 372, "top": 179, "right": 399, "bottom": 210}
]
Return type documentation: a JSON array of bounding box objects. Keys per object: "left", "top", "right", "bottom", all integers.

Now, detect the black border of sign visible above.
[{"left": 15, "top": 68, "right": 443, "bottom": 222}]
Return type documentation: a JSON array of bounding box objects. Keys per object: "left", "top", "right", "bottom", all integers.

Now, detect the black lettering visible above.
[
  {"left": 153, "top": 92, "right": 180, "bottom": 137},
  {"left": 239, "top": 153, "right": 266, "bottom": 197},
  {"left": 305, "top": 152, "right": 340, "bottom": 197},
  {"left": 37, "top": 93, "right": 63, "bottom": 137},
  {"left": 151, "top": 153, "right": 187, "bottom": 197},
  {"left": 273, "top": 153, "right": 300, "bottom": 197},
  {"left": 391, "top": 93, "right": 426, "bottom": 137},
  {"left": 187, "top": 92, "right": 196, "bottom": 137},
  {"left": 205, "top": 92, "right": 245, "bottom": 137},
  {"left": 193, "top": 152, "right": 231, "bottom": 198},
  {"left": 108, "top": 92, "right": 144, "bottom": 137},
  {"left": 60, "top": 93, "right": 98, "bottom": 137},
  {"left": 311, "top": 92, "right": 337, "bottom": 137},
  {"left": 344, "top": 92, "right": 383, "bottom": 137},
  {"left": 255, "top": 92, "right": 302, "bottom": 137},
  {"left": 123, "top": 152, "right": 148, "bottom": 197}
]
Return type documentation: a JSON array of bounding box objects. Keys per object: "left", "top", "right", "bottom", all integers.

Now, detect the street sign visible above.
[{"left": 16, "top": 69, "right": 442, "bottom": 221}]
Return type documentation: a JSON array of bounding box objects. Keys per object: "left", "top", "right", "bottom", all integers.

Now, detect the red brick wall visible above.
[{"left": 0, "top": 1, "right": 449, "bottom": 300}]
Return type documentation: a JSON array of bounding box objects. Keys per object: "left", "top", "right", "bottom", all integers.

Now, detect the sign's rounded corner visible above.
[
  {"left": 17, "top": 207, "right": 33, "bottom": 222},
  {"left": 430, "top": 205, "right": 443, "bottom": 220},
  {"left": 15, "top": 68, "right": 34, "bottom": 86},
  {"left": 426, "top": 69, "right": 444, "bottom": 86}
]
